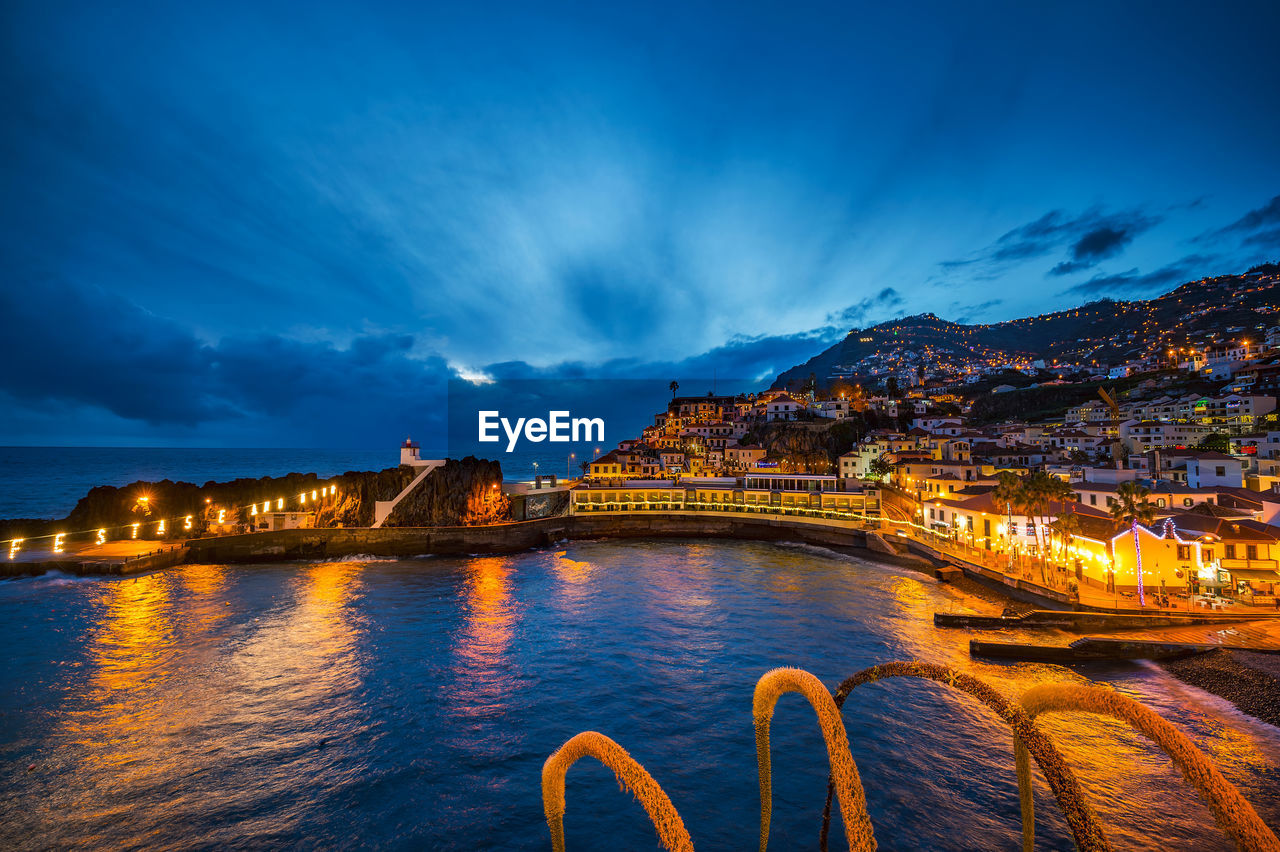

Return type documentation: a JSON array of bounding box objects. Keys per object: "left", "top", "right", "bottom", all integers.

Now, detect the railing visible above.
[
  {"left": 572, "top": 499, "right": 881, "bottom": 525},
  {"left": 120, "top": 542, "right": 188, "bottom": 565},
  {"left": 1219, "top": 557, "right": 1280, "bottom": 572}
]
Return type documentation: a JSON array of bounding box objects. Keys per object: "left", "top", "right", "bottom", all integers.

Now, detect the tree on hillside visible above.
[
  {"left": 1109, "top": 480, "right": 1157, "bottom": 606},
  {"left": 829, "top": 419, "right": 863, "bottom": 453},
  {"left": 1195, "top": 432, "right": 1230, "bottom": 453},
  {"left": 867, "top": 457, "right": 893, "bottom": 482},
  {"left": 886, "top": 376, "right": 900, "bottom": 398},
  {"left": 802, "top": 372, "right": 817, "bottom": 400},
  {"left": 669, "top": 380, "right": 679, "bottom": 398},
  {"left": 828, "top": 379, "right": 857, "bottom": 400}
]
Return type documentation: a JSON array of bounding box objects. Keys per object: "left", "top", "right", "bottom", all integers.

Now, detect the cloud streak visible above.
[
  {"left": 1057, "top": 254, "right": 1217, "bottom": 297},
  {"left": 942, "top": 206, "right": 1162, "bottom": 278}
]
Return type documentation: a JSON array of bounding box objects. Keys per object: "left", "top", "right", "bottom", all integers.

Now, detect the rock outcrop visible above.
[
  {"left": 2, "top": 457, "right": 509, "bottom": 538},
  {"left": 383, "top": 456, "right": 507, "bottom": 527}
]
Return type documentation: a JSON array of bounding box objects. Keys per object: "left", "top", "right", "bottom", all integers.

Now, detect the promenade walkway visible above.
[
  {"left": 873, "top": 482, "right": 1280, "bottom": 618},
  {"left": 895, "top": 525, "right": 1280, "bottom": 617}
]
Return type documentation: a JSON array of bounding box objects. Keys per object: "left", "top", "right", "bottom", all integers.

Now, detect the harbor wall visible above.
[
  {"left": 182, "top": 512, "right": 872, "bottom": 563},
  {"left": 11, "top": 511, "right": 1098, "bottom": 615}
]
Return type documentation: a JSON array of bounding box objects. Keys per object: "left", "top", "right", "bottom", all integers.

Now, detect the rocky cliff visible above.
[
  {"left": 382, "top": 456, "right": 507, "bottom": 527},
  {"left": 0, "top": 458, "right": 507, "bottom": 541}
]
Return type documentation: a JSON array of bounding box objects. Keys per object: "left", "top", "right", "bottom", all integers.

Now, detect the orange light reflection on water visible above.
[
  {"left": 449, "top": 556, "right": 519, "bottom": 718},
  {"left": 42, "top": 562, "right": 368, "bottom": 844}
]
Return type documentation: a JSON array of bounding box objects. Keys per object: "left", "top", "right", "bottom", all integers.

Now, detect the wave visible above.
[{"left": 772, "top": 540, "right": 927, "bottom": 576}]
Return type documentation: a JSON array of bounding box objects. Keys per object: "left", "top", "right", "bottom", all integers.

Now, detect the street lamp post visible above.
[{"left": 567, "top": 452, "right": 575, "bottom": 480}]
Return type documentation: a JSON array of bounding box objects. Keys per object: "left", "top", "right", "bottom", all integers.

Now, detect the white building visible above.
[
  {"left": 1120, "top": 420, "right": 1211, "bottom": 454},
  {"left": 764, "top": 395, "right": 805, "bottom": 422},
  {"left": 254, "top": 511, "right": 315, "bottom": 532},
  {"left": 816, "top": 399, "right": 851, "bottom": 420},
  {"left": 1185, "top": 453, "right": 1244, "bottom": 489},
  {"left": 839, "top": 446, "right": 882, "bottom": 481}
]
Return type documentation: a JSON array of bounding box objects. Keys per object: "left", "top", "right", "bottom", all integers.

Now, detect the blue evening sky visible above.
[{"left": 2, "top": 0, "right": 1279, "bottom": 447}]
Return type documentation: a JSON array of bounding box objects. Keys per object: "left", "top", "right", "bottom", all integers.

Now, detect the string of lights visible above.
[{"left": 4, "top": 483, "right": 341, "bottom": 559}]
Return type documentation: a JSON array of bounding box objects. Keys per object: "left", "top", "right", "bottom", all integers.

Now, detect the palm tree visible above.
[
  {"left": 1050, "top": 510, "right": 1081, "bottom": 564},
  {"left": 668, "top": 380, "right": 679, "bottom": 398},
  {"left": 992, "top": 472, "right": 1027, "bottom": 568},
  {"left": 1109, "top": 480, "right": 1157, "bottom": 606},
  {"left": 1028, "top": 473, "right": 1078, "bottom": 573},
  {"left": 1023, "top": 474, "right": 1050, "bottom": 574}
]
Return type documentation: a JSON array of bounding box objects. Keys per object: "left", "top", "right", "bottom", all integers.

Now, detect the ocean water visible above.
[
  {"left": 0, "top": 446, "right": 587, "bottom": 520},
  {"left": 1, "top": 539, "right": 1276, "bottom": 850}
]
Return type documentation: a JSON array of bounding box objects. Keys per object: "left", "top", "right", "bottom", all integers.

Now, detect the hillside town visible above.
[{"left": 572, "top": 267, "right": 1280, "bottom": 613}]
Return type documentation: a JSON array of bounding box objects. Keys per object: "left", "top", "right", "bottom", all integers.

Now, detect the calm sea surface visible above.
[
  {"left": 1, "top": 539, "right": 1277, "bottom": 850},
  {"left": 0, "top": 447, "right": 585, "bottom": 520},
  {"left": 0, "top": 448, "right": 393, "bottom": 520}
]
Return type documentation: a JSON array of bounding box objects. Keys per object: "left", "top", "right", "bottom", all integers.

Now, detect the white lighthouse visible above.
[{"left": 400, "top": 437, "right": 423, "bottom": 466}]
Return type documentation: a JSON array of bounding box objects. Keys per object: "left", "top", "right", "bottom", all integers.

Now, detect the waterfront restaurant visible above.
[
  {"left": 570, "top": 474, "right": 880, "bottom": 519},
  {"left": 924, "top": 492, "right": 1096, "bottom": 553},
  {"left": 1067, "top": 516, "right": 1208, "bottom": 595},
  {"left": 931, "top": 492, "right": 1212, "bottom": 596}
]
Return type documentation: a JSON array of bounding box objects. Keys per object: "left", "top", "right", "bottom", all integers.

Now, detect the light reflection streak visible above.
[
  {"left": 449, "top": 557, "right": 520, "bottom": 719},
  {"left": 40, "top": 562, "right": 368, "bottom": 844}
]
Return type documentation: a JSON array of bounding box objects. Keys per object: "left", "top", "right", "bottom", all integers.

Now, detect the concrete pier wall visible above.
[
  {"left": 11, "top": 511, "right": 1104, "bottom": 617},
  {"left": 181, "top": 512, "right": 872, "bottom": 564}
]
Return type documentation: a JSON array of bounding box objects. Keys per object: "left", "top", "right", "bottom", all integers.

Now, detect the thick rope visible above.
[
  {"left": 541, "top": 730, "right": 693, "bottom": 852},
  {"left": 1016, "top": 682, "right": 1280, "bottom": 852},
  {"left": 754, "top": 667, "right": 876, "bottom": 851},
  {"left": 818, "top": 661, "right": 1110, "bottom": 852}
]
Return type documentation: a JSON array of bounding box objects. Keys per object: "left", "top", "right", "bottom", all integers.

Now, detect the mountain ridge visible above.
[{"left": 771, "top": 266, "right": 1280, "bottom": 389}]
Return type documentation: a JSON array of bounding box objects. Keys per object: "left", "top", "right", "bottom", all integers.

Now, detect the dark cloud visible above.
[
  {"left": 826, "top": 288, "right": 904, "bottom": 326},
  {"left": 1243, "top": 227, "right": 1280, "bottom": 248},
  {"left": 0, "top": 278, "right": 450, "bottom": 446},
  {"left": 990, "top": 210, "right": 1071, "bottom": 262},
  {"left": 949, "top": 298, "right": 1004, "bottom": 323},
  {"left": 945, "top": 206, "right": 1162, "bottom": 278},
  {"left": 1209, "top": 194, "right": 1280, "bottom": 239},
  {"left": 0, "top": 278, "right": 223, "bottom": 425},
  {"left": 1057, "top": 254, "right": 1216, "bottom": 297},
  {"left": 1048, "top": 224, "right": 1143, "bottom": 276},
  {"left": 475, "top": 325, "right": 846, "bottom": 387}
]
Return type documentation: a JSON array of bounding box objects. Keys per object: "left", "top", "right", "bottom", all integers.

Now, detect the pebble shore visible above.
[{"left": 1161, "top": 649, "right": 1280, "bottom": 728}]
